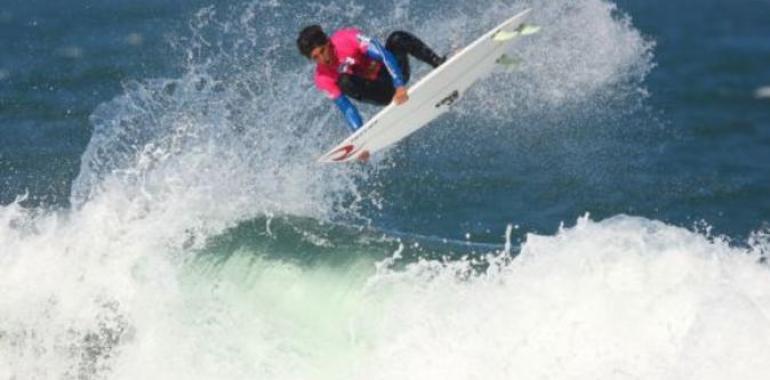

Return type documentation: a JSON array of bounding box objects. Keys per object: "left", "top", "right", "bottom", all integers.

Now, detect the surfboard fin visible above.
[
  {"left": 517, "top": 24, "right": 541, "bottom": 36},
  {"left": 492, "top": 30, "right": 517, "bottom": 42},
  {"left": 496, "top": 54, "right": 521, "bottom": 69},
  {"left": 492, "top": 24, "right": 541, "bottom": 41}
]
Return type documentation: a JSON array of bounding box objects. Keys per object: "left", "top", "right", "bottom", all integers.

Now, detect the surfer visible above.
[{"left": 297, "top": 25, "right": 446, "bottom": 133}]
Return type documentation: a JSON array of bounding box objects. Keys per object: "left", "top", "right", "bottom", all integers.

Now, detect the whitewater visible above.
[{"left": 1, "top": 0, "right": 769, "bottom": 379}]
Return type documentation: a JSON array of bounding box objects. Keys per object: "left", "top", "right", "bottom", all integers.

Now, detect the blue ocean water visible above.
[{"left": 1, "top": 0, "right": 769, "bottom": 379}]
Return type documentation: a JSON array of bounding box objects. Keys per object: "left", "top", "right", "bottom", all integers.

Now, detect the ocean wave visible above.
[{"left": 1, "top": 1, "right": 674, "bottom": 379}]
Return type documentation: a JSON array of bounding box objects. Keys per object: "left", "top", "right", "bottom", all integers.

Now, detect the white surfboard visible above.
[{"left": 318, "top": 8, "right": 539, "bottom": 163}]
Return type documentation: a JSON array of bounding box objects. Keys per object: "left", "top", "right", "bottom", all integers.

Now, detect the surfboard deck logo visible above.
[
  {"left": 330, "top": 144, "right": 357, "bottom": 161},
  {"left": 318, "top": 9, "right": 539, "bottom": 163},
  {"left": 435, "top": 90, "right": 460, "bottom": 109}
]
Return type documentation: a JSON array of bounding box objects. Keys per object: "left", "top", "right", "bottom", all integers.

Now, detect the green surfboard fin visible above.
[
  {"left": 492, "top": 24, "right": 541, "bottom": 41},
  {"left": 492, "top": 30, "right": 518, "bottom": 42},
  {"left": 517, "top": 24, "right": 541, "bottom": 36},
  {"left": 495, "top": 54, "right": 521, "bottom": 69}
]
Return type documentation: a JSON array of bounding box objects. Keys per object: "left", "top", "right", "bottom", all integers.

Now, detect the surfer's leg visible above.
[
  {"left": 338, "top": 73, "right": 395, "bottom": 106},
  {"left": 386, "top": 31, "right": 446, "bottom": 78}
]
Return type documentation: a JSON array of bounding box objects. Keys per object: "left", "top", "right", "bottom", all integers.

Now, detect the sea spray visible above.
[
  {"left": 1, "top": 1, "right": 676, "bottom": 379},
  {"left": 353, "top": 215, "right": 770, "bottom": 380}
]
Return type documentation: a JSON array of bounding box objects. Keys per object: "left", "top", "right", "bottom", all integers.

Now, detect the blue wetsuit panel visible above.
[
  {"left": 330, "top": 36, "right": 405, "bottom": 133},
  {"left": 334, "top": 95, "right": 363, "bottom": 132},
  {"left": 365, "top": 39, "right": 405, "bottom": 88}
]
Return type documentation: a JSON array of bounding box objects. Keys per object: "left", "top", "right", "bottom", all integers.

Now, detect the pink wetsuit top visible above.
[{"left": 314, "top": 28, "right": 383, "bottom": 99}]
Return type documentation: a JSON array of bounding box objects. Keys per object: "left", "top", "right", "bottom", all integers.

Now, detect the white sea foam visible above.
[
  {"left": 3, "top": 199, "right": 769, "bottom": 380},
  {"left": 755, "top": 86, "right": 770, "bottom": 99},
  {"left": 355, "top": 215, "right": 770, "bottom": 380},
  {"left": 10, "top": 208, "right": 766, "bottom": 380}
]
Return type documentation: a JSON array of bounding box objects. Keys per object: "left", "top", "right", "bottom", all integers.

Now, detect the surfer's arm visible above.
[
  {"left": 334, "top": 95, "right": 363, "bottom": 132},
  {"left": 363, "top": 38, "right": 405, "bottom": 88}
]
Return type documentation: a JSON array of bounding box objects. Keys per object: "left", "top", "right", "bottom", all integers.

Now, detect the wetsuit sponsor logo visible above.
[
  {"left": 356, "top": 34, "right": 372, "bottom": 46},
  {"left": 338, "top": 57, "right": 357, "bottom": 74}
]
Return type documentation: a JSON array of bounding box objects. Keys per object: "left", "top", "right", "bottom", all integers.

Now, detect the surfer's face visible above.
[{"left": 310, "top": 42, "right": 333, "bottom": 65}]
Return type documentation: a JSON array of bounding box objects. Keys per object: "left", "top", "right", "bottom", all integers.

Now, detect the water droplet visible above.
[{"left": 126, "top": 33, "right": 144, "bottom": 46}]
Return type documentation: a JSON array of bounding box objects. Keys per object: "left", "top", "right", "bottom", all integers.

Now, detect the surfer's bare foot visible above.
[
  {"left": 357, "top": 151, "right": 370, "bottom": 162},
  {"left": 433, "top": 54, "right": 447, "bottom": 67},
  {"left": 434, "top": 49, "right": 460, "bottom": 67}
]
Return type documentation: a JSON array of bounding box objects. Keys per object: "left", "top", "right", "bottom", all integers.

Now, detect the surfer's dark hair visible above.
[{"left": 297, "top": 25, "right": 329, "bottom": 58}]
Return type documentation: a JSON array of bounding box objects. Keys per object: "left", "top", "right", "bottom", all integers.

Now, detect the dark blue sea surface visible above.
[
  {"left": 1, "top": 0, "right": 209, "bottom": 205},
  {"left": 1, "top": 1, "right": 769, "bottom": 379},
  {"left": 2, "top": 0, "right": 768, "bottom": 238}
]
